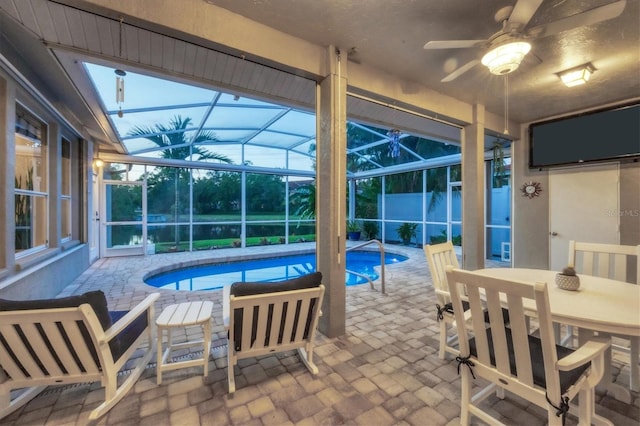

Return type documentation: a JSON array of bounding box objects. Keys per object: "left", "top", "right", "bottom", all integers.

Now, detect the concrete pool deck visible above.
[{"left": 3, "top": 243, "right": 638, "bottom": 425}]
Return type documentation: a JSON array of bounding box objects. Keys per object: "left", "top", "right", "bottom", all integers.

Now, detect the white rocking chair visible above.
[
  {"left": 226, "top": 272, "right": 324, "bottom": 393},
  {"left": 0, "top": 290, "right": 159, "bottom": 421}
]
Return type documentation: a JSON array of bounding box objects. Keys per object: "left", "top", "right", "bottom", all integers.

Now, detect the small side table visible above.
[{"left": 156, "top": 301, "right": 213, "bottom": 385}]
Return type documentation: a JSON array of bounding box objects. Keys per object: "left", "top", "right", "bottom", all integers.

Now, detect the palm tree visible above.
[
  {"left": 128, "top": 115, "right": 232, "bottom": 247},
  {"left": 290, "top": 181, "right": 316, "bottom": 222},
  {"left": 128, "top": 115, "right": 230, "bottom": 162}
]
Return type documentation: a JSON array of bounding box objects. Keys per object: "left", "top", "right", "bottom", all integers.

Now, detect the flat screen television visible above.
[{"left": 529, "top": 102, "right": 640, "bottom": 169}]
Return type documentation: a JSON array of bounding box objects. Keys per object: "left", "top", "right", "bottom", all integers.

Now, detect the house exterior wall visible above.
[
  {"left": 0, "top": 245, "right": 89, "bottom": 300},
  {"left": 0, "top": 50, "right": 92, "bottom": 299}
]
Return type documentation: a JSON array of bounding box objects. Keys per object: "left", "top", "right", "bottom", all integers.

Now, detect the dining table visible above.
[{"left": 474, "top": 267, "right": 640, "bottom": 403}]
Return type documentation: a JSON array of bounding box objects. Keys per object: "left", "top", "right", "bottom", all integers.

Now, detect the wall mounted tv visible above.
[{"left": 529, "top": 102, "right": 640, "bottom": 169}]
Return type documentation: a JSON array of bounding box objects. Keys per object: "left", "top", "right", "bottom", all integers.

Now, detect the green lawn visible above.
[{"left": 154, "top": 233, "right": 316, "bottom": 253}]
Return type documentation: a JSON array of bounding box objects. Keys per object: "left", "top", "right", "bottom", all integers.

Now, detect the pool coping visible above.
[
  {"left": 142, "top": 242, "right": 411, "bottom": 280},
  {"left": 130, "top": 242, "right": 419, "bottom": 294}
]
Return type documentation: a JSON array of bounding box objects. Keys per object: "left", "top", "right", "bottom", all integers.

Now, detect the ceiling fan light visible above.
[
  {"left": 559, "top": 64, "right": 594, "bottom": 87},
  {"left": 481, "top": 41, "right": 531, "bottom": 75}
]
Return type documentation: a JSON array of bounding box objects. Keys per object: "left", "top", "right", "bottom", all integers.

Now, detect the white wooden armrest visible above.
[
  {"left": 102, "top": 293, "right": 160, "bottom": 343},
  {"left": 435, "top": 289, "right": 450, "bottom": 298},
  {"left": 557, "top": 337, "right": 610, "bottom": 371}
]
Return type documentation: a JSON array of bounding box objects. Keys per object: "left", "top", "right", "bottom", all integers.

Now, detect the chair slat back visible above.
[
  {"left": 569, "top": 240, "right": 639, "bottom": 284},
  {"left": 446, "top": 267, "right": 559, "bottom": 393},
  {"left": 230, "top": 286, "right": 325, "bottom": 355},
  {"left": 425, "top": 242, "right": 460, "bottom": 304},
  {"left": 0, "top": 306, "right": 103, "bottom": 384}
]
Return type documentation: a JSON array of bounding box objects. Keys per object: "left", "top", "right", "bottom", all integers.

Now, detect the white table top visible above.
[
  {"left": 156, "top": 301, "right": 213, "bottom": 327},
  {"left": 474, "top": 268, "right": 640, "bottom": 337}
]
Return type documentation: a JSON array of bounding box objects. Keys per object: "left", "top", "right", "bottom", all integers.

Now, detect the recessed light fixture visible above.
[{"left": 559, "top": 63, "right": 595, "bottom": 87}]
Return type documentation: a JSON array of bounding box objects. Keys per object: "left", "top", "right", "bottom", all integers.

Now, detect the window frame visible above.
[
  {"left": 14, "top": 105, "right": 49, "bottom": 258},
  {"left": 60, "top": 138, "right": 72, "bottom": 243}
]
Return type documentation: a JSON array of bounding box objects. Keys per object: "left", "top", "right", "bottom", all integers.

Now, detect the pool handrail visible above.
[{"left": 346, "top": 239, "right": 386, "bottom": 294}]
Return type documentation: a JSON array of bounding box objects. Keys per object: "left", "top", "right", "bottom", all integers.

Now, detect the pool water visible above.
[{"left": 144, "top": 251, "right": 408, "bottom": 291}]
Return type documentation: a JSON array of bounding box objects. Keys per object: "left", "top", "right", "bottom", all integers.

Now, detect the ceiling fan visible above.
[{"left": 424, "top": 0, "right": 627, "bottom": 82}]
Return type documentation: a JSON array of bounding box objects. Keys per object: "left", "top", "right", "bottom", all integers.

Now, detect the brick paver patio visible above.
[{"left": 3, "top": 243, "right": 638, "bottom": 425}]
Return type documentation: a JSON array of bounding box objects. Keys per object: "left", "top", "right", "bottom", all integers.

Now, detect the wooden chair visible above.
[
  {"left": 445, "top": 266, "right": 612, "bottom": 426},
  {"left": 0, "top": 290, "right": 159, "bottom": 421},
  {"left": 568, "top": 240, "right": 640, "bottom": 392},
  {"left": 226, "top": 272, "right": 324, "bottom": 393},
  {"left": 425, "top": 242, "right": 510, "bottom": 360},
  {"left": 424, "top": 241, "right": 461, "bottom": 359}
]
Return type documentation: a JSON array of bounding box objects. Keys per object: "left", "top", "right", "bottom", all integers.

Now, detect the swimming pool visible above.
[{"left": 144, "top": 251, "right": 408, "bottom": 291}]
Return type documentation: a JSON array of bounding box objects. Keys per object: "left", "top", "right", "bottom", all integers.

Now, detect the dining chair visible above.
[
  {"left": 424, "top": 241, "right": 461, "bottom": 359},
  {"left": 568, "top": 240, "right": 640, "bottom": 392},
  {"left": 445, "top": 266, "right": 612, "bottom": 426},
  {"left": 425, "top": 242, "right": 511, "bottom": 360}
]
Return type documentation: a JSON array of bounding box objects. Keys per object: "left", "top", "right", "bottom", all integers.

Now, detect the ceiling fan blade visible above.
[
  {"left": 507, "top": 0, "right": 544, "bottom": 30},
  {"left": 527, "top": 0, "right": 627, "bottom": 38},
  {"left": 441, "top": 59, "right": 480, "bottom": 82},
  {"left": 424, "top": 40, "right": 485, "bottom": 49}
]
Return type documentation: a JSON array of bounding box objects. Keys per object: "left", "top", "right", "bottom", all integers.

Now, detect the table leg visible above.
[
  {"left": 629, "top": 336, "right": 639, "bottom": 392},
  {"left": 157, "top": 326, "right": 164, "bottom": 385},
  {"left": 203, "top": 319, "right": 211, "bottom": 377},
  {"left": 578, "top": 329, "right": 632, "bottom": 404}
]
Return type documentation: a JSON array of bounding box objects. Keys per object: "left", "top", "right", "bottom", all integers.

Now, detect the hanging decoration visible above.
[
  {"left": 492, "top": 142, "right": 505, "bottom": 188},
  {"left": 114, "top": 17, "right": 126, "bottom": 118},
  {"left": 387, "top": 129, "right": 401, "bottom": 158},
  {"left": 115, "top": 69, "right": 126, "bottom": 117},
  {"left": 387, "top": 102, "right": 401, "bottom": 158}
]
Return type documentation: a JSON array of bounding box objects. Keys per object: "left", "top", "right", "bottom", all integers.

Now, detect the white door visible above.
[
  {"left": 549, "top": 163, "right": 619, "bottom": 270},
  {"left": 89, "top": 172, "right": 100, "bottom": 262},
  {"left": 101, "top": 180, "right": 147, "bottom": 257}
]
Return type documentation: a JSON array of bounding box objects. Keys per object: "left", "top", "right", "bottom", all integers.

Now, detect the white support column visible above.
[
  {"left": 462, "top": 105, "right": 486, "bottom": 270},
  {"left": 316, "top": 46, "right": 346, "bottom": 338}
]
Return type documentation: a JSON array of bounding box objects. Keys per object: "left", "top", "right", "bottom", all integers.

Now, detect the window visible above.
[
  {"left": 61, "top": 139, "right": 71, "bottom": 242},
  {"left": 15, "top": 106, "right": 48, "bottom": 256}
]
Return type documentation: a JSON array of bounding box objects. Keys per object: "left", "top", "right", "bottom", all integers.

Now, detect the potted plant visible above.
[
  {"left": 397, "top": 222, "right": 417, "bottom": 245},
  {"left": 555, "top": 266, "right": 580, "bottom": 291},
  {"left": 362, "top": 221, "right": 379, "bottom": 241},
  {"left": 347, "top": 220, "right": 361, "bottom": 241}
]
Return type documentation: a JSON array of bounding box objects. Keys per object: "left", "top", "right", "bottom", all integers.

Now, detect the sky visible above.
[{"left": 85, "top": 62, "right": 318, "bottom": 173}]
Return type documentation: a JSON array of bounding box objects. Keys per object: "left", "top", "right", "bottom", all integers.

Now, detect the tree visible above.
[
  {"left": 246, "top": 173, "right": 285, "bottom": 214},
  {"left": 128, "top": 115, "right": 231, "bottom": 163},
  {"left": 290, "top": 181, "right": 316, "bottom": 221},
  {"left": 128, "top": 116, "right": 232, "bottom": 247}
]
